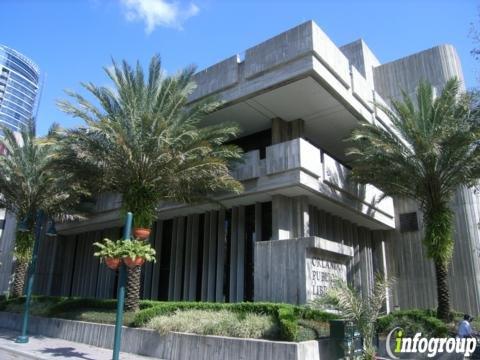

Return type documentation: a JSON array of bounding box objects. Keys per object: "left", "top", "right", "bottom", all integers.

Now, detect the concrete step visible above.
[{"left": 0, "top": 327, "right": 161, "bottom": 360}]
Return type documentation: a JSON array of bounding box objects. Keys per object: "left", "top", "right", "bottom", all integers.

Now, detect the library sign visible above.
[{"left": 306, "top": 251, "right": 347, "bottom": 301}]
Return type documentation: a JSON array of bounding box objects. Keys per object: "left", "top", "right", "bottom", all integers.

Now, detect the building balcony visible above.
[
  {"left": 56, "top": 137, "right": 394, "bottom": 235},
  {"left": 231, "top": 138, "right": 395, "bottom": 229}
]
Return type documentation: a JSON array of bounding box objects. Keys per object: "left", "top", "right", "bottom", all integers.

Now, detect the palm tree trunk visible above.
[
  {"left": 11, "top": 260, "right": 28, "bottom": 297},
  {"left": 435, "top": 260, "right": 450, "bottom": 321},
  {"left": 125, "top": 266, "right": 141, "bottom": 312}
]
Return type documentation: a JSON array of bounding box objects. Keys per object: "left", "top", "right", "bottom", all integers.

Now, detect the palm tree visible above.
[
  {"left": 346, "top": 78, "right": 480, "bottom": 321},
  {"left": 57, "top": 55, "right": 243, "bottom": 311},
  {"left": 0, "top": 123, "right": 89, "bottom": 297},
  {"left": 311, "top": 275, "right": 393, "bottom": 360}
]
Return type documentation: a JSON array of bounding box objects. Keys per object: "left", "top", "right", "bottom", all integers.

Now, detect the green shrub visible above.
[
  {"left": 48, "top": 298, "right": 117, "bottom": 316},
  {"left": 147, "top": 309, "right": 278, "bottom": 339},
  {"left": 132, "top": 301, "right": 335, "bottom": 341},
  {"left": 377, "top": 309, "right": 448, "bottom": 337},
  {"left": 0, "top": 296, "right": 334, "bottom": 342},
  {"left": 277, "top": 306, "right": 298, "bottom": 341}
]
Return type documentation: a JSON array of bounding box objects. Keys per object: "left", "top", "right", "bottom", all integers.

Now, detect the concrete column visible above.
[
  {"left": 188, "top": 214, "right": 199, "bottom": 301},
  {"left": 297, "top": 196, "right": 310, "bottom": 237},
  {"left": 229, "top": 207, "right": 238, "bottom": 301},
  {"left": 236, "top": 206, "right": 245, "bottom": 302},
  {"left": 207, "top": 211, "right": 217, "bottom": 301},
  {"left": 272, "top": 118, "right": 304, "bottom": 144},
  {"left": 201, "top": 212, "right": 210, "bottom": 301},
  {"left": 215, "top": 209, "right": 226, "bottom": 302},
  {"left": 343, "top": 220, "right": 355, "bottom": 286},
  {"left": 272, "top": 195, "right": 310, "bottom": 240},
  {"left": 350, "top": 223, "right": 361, "bottom": 293},
  {"left": 46, "top": 236, "right": 58, "bottom": 296},
  {"left": 168, "top": 218, "right": 178, "bottom": 300},
  {"left": 183, "top": 215, "right": 193, "bottom": 300},
  {"left": 272, "top": 195, "right": 292, "bottom": 240},
  {"left": 372, "top": 230, "right": 391, "bottom": 313},
  {"left": 271, "top": 118, "right": 288, "bottom": 144},
  {"left": 358, "top": 227, "right": 373, "bottom": 299},
  {"left": 173, "top": 216, "right": 185, "bottom": 300},
  {"left": 151, "top": 220, "right": 163, "bottom": 300},
  {"left": 290, "top": 118, "right": 305, "bottom": 139}
]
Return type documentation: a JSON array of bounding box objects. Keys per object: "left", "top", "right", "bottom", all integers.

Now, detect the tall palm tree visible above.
[
  {"left": 0, "top": 123, "right": 89, "bottom": 297},
  {"left": 57, "top": 55, "right": 243, "bottom": 311},
  {"left": 346, "top": 78, "right": 480, "bottom": 321}
]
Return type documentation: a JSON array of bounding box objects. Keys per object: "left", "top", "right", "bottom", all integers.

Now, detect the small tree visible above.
[{"left": 311, "top": 275, "right": 394, "bottom": 360}]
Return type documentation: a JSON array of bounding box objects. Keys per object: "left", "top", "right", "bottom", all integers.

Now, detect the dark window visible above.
[
  {"left": 399, "top": 212, "right": 419, "bottom": 232},
  {"left": 260, "top": 201, "right": 272, "bottom": 241},
  {"left": 227, "top": 129, "right": 272, "bottom": 159}
]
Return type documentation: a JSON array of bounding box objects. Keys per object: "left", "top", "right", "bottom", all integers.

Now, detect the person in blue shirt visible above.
[{"left": 458, "top": 314, "right": 474, "bottom": 338}]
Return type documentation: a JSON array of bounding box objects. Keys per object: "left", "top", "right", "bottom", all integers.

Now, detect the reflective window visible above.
[{"left": 2, "top": 99, "right": 31, "bottom": 118}]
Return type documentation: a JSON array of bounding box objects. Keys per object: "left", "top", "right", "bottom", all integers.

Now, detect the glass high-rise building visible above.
[
  {"left": 0, "top": 45, "right": 40, "bottom": 134},
  {"left": 0, "top": 46, "right": 40, "bottom": 276}
]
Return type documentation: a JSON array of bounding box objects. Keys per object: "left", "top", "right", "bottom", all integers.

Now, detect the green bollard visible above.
[{"left": 112, "top": 212, "right": 133, "bottom": 360}]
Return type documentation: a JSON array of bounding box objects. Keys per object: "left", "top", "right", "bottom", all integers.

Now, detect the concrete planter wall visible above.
[{"left": 0, "top": 312, "right": 337, "bottom": 360}]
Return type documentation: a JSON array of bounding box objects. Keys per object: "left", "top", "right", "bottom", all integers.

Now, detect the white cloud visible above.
[{"left": 121, "top": 0, "right": 199, "bottom": 33}]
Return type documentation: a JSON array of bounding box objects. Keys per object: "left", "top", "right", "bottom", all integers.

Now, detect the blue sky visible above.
[{"left": 2, "top": 0, "right": 479, "bottom": 135}]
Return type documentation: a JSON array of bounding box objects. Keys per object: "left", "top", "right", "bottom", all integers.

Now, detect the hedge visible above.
[
  {"left": 377, "top": 309, "right": 449, "bottom": 337},
  {"left": 130, "top": 301, "right": 336, "bottom": 341},
  {"left": 0, "top": 296, "right": 335, "bottom": 342}
]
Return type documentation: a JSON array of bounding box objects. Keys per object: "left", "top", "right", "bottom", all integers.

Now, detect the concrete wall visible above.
[
  {"left": 0, "top": 312, "right": 332, "bottom": 360},
  {"left": 374, "top": 44, "right": 464, "bottom": 101},
  {"left": 340, "top": 39, "right": 381, "bottom": 89},
  {"left": 254, "top": 236, "right": 353, "bottom": 304},
  {"left": 262, "top": 199, "right": 387, "bottom": 304}
]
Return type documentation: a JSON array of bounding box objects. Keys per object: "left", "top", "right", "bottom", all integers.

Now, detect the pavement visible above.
[{"left": 0, "top": 327, "right": 159, "bottom": 360}]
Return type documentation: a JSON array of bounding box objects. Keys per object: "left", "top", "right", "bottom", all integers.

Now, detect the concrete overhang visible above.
[
  {"left": 188, "top": 21, "right": 387, "bottom": 162},
  {"left": 57, "top": 169, "right": 393, "bottom": 236}
]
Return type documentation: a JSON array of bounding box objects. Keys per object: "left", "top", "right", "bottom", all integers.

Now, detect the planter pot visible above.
[
  {"left": 124, "top": 256, "right": 145, "bottom": 268},
  {"left": 105, "top": 257, "right": 121, "bottom": 270},
  {"left": 133, "top": 228, "right": 151, "bottom": 240}
]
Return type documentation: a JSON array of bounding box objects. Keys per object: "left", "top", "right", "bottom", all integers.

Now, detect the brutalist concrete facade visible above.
[{"left": 1, "top": 21, "right": 478, "bottom": 315}]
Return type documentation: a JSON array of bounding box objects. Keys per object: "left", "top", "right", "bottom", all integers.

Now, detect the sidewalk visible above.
[{"left": 0, "top": 327, "right": 158, "bottom": 360}]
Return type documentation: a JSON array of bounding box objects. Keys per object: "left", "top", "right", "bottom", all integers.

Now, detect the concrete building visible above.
[
  {"left": 0, "top": 45, "right": 40, "bottom": 290},
  {"left": 1, "top": 21, "right": 478, "bottom": 314}
]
